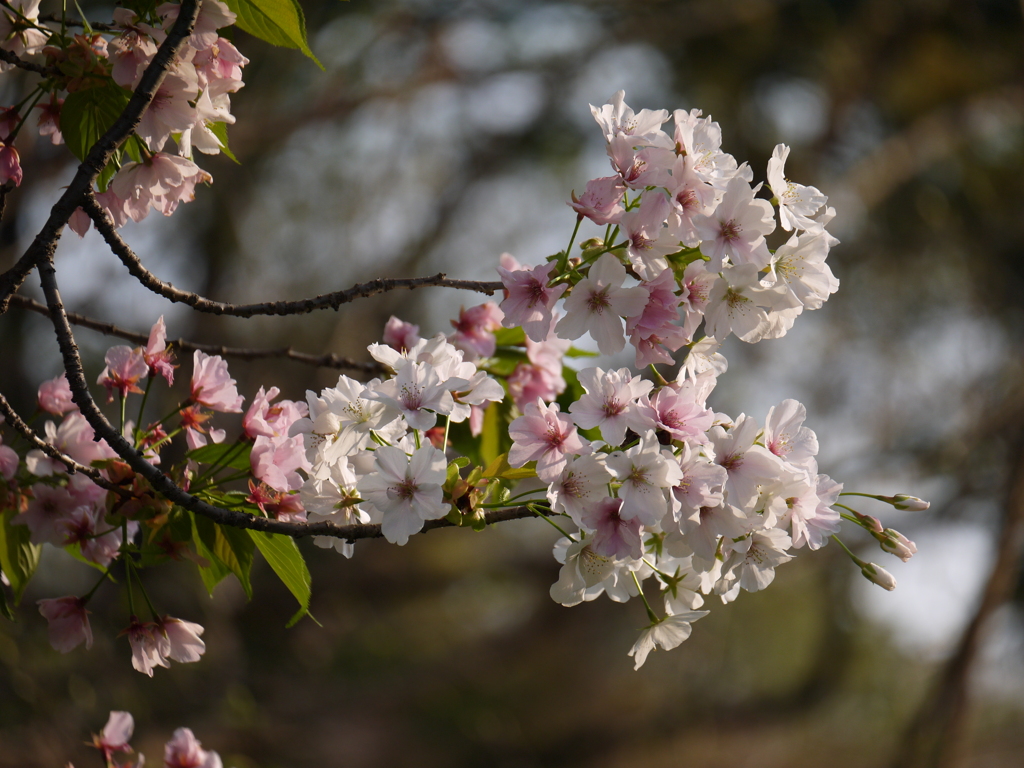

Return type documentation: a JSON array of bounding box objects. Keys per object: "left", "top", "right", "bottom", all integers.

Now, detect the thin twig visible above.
[
  {"left": 0, "top": 48, "right": 57, "bottom": 76},
  {"left": 0, "top": 0, "right": 203, "bottom": 314},
  {"left": 82, "top": 192, "right": 503, "bottom": 316},
  {"left": 8, "top": 294, "right": 384, "bottom": 373},
  {"left": 0, "top": 389, "right": 127, "bottom": 495}
]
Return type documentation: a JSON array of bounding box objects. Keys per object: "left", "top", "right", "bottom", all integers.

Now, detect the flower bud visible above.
[
  {"left": 860, "top": 562, "right": 897, "bottom": 591},
  {"left": 892, "top": 494, "right": 930, "bottom": 511},
  {"left": 880, "top": 529, "right": 917, "bottom": 562}
]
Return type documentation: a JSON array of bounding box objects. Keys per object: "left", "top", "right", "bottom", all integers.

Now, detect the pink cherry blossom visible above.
[
  {"left": 449, "top": 302, "right": 503, "bottom": 360},
  {"left": 0, "top": 142, "right": 22, "bottom": 186},
  {"left": 143, "top": 316, "right": 176, "bottom": 385},
  {"left": 555, "top": 253, "right": 649, "bottom": 355},
  {"left": 38, "top": 596, "right": 92, "bottom": 653},
  {"left": 693, "top": 176, "right": 775, "bottom": 271},
  {"left": 251, "top": 434, "right": 310, "bottom": 493},
  {"left": 163, "top": 727, "right": 223, "bottom": 768},
  {"left": 97, "top": 345, "right": 149, "bottom": 401},
  {"left": 157, "top": 616, "right": 206, "bottom": 663},
  {"left": 497, "top": 260, "right": 567, "bottom": 343},
  {"left": 126, "top": 618, "right": 170, "bottom": 677},
  {"left": 383, "top": 316, "right": 421, "bottom": 352},
  {"left": 38, "top": 373, "right": 76, "bottom": 415},
  {"left": 91, "top": 710, "right": 135, "bottom": 760},
  {"left": 582, "top": 497, "right": 643, "bottom": 560},
  {"left": 190, "top": 351, "right": 243, "bottom": 412},
  {"left": 35, "top": 96, "right": 63, "bottom": 145},
  {"left": 0, "top": 442, "right": 17, "bottom": 480},
  {"left": 569, "top": 175, "right": 626, "bottom": 225},
  {"left": 508, "top": 399, "right": 589, "bottom": 482}
]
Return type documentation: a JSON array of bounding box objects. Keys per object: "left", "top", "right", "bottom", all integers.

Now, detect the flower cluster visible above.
[
  {"left": 0, "top": 92, "right": 929, "bottom": 674},
  {"left": 0, "top": 0, "right": 245, "bottom": 225}
]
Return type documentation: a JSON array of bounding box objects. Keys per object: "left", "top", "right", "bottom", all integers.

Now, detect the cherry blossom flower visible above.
[
  {"left": 497, "top": 260, "right": 567, "bottom": 343},
  {"left": 111, "top": 153, "right": 212, "bottom": 223},
  {"left": 703, "top": 264, "right": 799, "bottom": 343},
  {"left": 628, "top": 610, "right": 708, "bottom": 669},
  {"left": 550, "top": 534, "right": 620, "bottom": 607},
  {"left": 569, "top": 175, "right": 626, "bottom": 225},
  {"left": 582, "top": 497, "right": 643, "bottom": 560},
  {"left": 590, "top": 90, "right": 669, "bottom": 143},
  {"left": 767, "top": 143, "right": 827, "bottom": 231},
  {"left": 555, "top": 253, "right": 649, "bottom": 355},
  {"left": 764, "top": 399, "right": 818, "bottom": 473},
  {"left": 91, "top": 711, "right": 135, "bottom": 761},
  {"left": 38, "top": 596, "right": 92, "bottom": 653},
  {"left": 0, "top": 142, "right": 22, "bottom": 186},
  {"left": 190, "top": 351, "right": 243, "bottom": 412},
  {"left": 508, "top": 399, "right": 590, "bottom": 482},
  {"left": 157, "top": 616, "right": 206, "bottom": 663},
  {"left": 35, "top": 96, "right": 62, "bottom": 145},
  {"left": 383, "top": 316, "right": 421, "bottom": 352},
  {"left": 163, "top": 727, "right": 223, "bottom": 768},
  {"left": 38, "top": 373, "right": 76, "bottom": 415},
  {"left": 606, "top": 439, "right": 682, "bottom": 526},
  {"left": 693, "top": 176, "right": 775, "bottom": 271},
  {"left": 449, "top": 302, "right": 503, "bottom": 360},
  {"left": 569, "top": 366, "right": 654, "bottom": 446},
  {"left": 356, "top": 445, "right": 449, "bottom": 545},
  {"left": 546, "top": 453, "right": 612, "bottom": 526},
  {"left": 251, "top": 434, "right": 310, "bottom": 493},
  {"left": 97, "top": 345, "right": 149, "bottom": 401},
  {"left": 244, "top": 386, "right": 307, "bottom": 439},
  {"left": 723, "top": 528, "right": 794, "bottom": 592},
  {"left": 143, "top": 316, "right": 176, "bottom": 385},
  {"left": 0, "top": 0, "right": 48, "bottom": 65},
  {"left": 126, "top": 618, "right": 170, "bottom": 676},
  {"left": 620, "top": 191, "right": 680, "bottom": 278},
  {"left": 0, "top": 441, "right": 17, "bottom": 480}
]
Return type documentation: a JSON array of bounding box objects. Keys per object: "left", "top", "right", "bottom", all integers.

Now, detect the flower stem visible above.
[
  {"left": 631, "top": 571, "right": 660, "bottom": 624},
  {"left": 528, "top": 504, "right": 575, "bottom": 541}
]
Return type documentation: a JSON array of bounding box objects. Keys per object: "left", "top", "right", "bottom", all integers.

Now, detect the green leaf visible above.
[
  {"left": 0, "top": 510, "right": 41, "bottom": 604},
  {"left": 247, "top": 530, "right": 311, "bottom": 626},
  {"left": 185, "top": 441, "right": 253, "bottom": 472},
  {"left": 193, "top": 515, "right": 255, "bottom": 599},
  {"left": 493, "top": 327, "right": 526, "bottom": 347},
  {"left": 224, "top": 0, "right": 323, "bottom": 68},
  {"left": 60, "top": 81, "right": 131, "bottom": 162},
  {"left": 207, "top": 121, "right": 239, "bottom": 163},
  {"left": 564, "top": 346, "right": 599, "bottom": 358}
]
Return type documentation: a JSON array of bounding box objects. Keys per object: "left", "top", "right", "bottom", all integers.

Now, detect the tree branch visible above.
[
  {"left": 0, "top": 389, "right": 127, "bottom": 495},
  {"left": 0, "top": 48, "right": 57, "bottom": 76},
  {"left": 82, "top": 193, "right": 503, "bottom": 316},
  {"left": 8, "top": 293, "right": 384, "bottom": 373},
  {"left": 0, "top": 0, "right": 203, "bottom": 314}
]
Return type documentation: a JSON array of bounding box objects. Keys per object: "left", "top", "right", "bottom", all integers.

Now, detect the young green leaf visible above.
[
  {"left": 193, "top": 515, "right": 255, "bottom": 599},
  {"left": 247, "top": 530, "right": 311, "bottom": 626},
  {"left": 224, "top": 0, "right": 323, "bottom": 68},
  {"left": 185, "top": 441, "right": 254, "bottom": 472},
  {"left": 0, "top": 510, "right": 41, "bottom": 604}
]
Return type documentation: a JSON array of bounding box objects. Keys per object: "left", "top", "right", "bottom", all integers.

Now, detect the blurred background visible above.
[{"left": 2, "top": 0, "right": 1024, "bottom": 765}]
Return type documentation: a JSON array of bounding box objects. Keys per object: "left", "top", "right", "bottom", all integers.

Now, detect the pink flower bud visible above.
[{"left": 0, "top": 143, "right": 23, "bottom": 187}]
